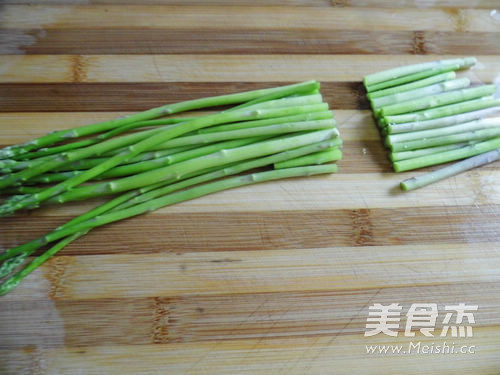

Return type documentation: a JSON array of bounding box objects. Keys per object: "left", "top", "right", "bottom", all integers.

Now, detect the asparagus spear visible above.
[
  {"left": 49, "top": 129, "right": 338, "bottom": 204},
  {"left": 2, "top": 145, "right": 199, "bottom": 174},
  {"left": 35, "top": 117, "right": 335, "bottom": 181},
  {"left": 0, "top": 163, "right": 229, "bottom": 271},
  {"left": 274, "top": 147, "right": 342, "bottom": 169},
  {"left": 393, "top": 137, "right": 500, "bottom": 172},
  {"left": 0, "top": 164, "right": 336, "bottom": 296},
  {"left": 381, "top": 97, "right": 500, "bottom": 126},
  {"left": 113, "top": 139, "right": 342, "bottom": 211},
  {"left": 386, "top": 107, "right": 500, "bottom": 134},
  {"left": 389, "top": 142, "right": 479, "bottom": 162},
  {"left": 12, "top": 117, "right": 193, "bottom": 161},
  {"left": 1, "top": 186, "right": 44, "bottom": 195},
  {"left": 17, "top": 165, "right": 339, "bottom": 257},
  {"left": 0, "top": 81, "right": 319, "bottom": 160},
  {"left": 401, "top": 148, "right": 500, "bottom": 191},
  {"left": 363, "top": 57, "right": 475, "bottom": 88},
  {"left": 0, "top": 137, "right": 340, "bottom": 265},
  {"left": 0, "top": 232, "right": 87, "bottom": 296},
  {"left": 25, "top": 137, "right": 268, "bottom": 183},
  {"left": 0, "top": 102, "right": 328, "bottom": 216},
  {"left": 389, "top": 126, "right": 500, "bottom": 152},
  {"left": 370, "top": 78, "right": 471, "bottom": 110},
  {"left": 102, "top": 111, "right": 333, "bottom": 157},
  {"left": 365, "top": 64, "right": 462, "bottom": 93},
  {"left": 387, "top": 117, "right": 500, "bottom": 145},
  {"left": 0, "top": 126, "right": 165, "bottom": 186},
  {"left": 129, "top": 118, "right": 335, "bottom": 150},
  {"left": 367, "top": 71, "right": 456, "bottom": 100},
  {"left": 198, "top": 111, "right": 333, "bottom": 134},
  {"left": 0, "top": 186, "right": 150, "bottom": 263},
  {"left": 2, "top": 99, "right": 327, "bottom": 174},
  {"left": 379, "top": 85, "right": 497, "bottom": 117}
]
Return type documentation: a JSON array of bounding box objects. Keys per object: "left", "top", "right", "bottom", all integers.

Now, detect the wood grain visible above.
[
  {"left": 2, "top": 0, "right": 499, "bottom": 8},
  {"left": 3, "top": 29, "right": 500, "bottom": 55},
  {"left": 1, "top": 55, "right": 498, "bottom": 83},
  {"left": 1, "top": 6, "right": 498, "bottom": 32},
  {"left": 1, "top": 327, "right": 498, "bottom": 375},
  {"left": 2, "top": 282, "right": 499, "bottom": 348},
  {"left": 0, "top": 82, "right": 368, "bottom": 111},
  {"left": 2, "top": 242, "right": 500, "bottom": 301},
  {"left": 0, "top": 2, "right": 499, "bottom": 374},
  {"left": 2, "top": 205, "right": 500, "bottom": 257}
]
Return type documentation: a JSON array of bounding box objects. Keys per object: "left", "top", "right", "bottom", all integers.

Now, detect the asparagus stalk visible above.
[
  {"left": 367, "top": 71, "right": 456, "bottom": 100},
  {"left": 371, "top": 78, "right": 470, "bottom": 110},
  {"left": 386, "top": 107, "right": 500, "bottom": 134},
  {"left": 48, "top": 129, "right": 339, "bottom": 204},
  {"left": 0, "top": 162, "right": 226, "bottom": 285},
  {"left": 274, "top": 147, "right": 342, "bottom": 169},
  {"left": 32, "top": 137, "right": 267, "bottom": 182},
  {"left": 198, "top": 111, "right": 333, "bottom": 134},
  {"left": 4, "top": 145, "right": 198, "bottom": 174},
  {"left": 35, "top": 117, "right": 336, "bottom": 181},
  {"left": 103, "top": 110, "right": 331, "bottom": 156},
  {"left": 0, "top": 103, "right": 328, "bottom": 216},
  {"left": 401, "top": 148, "right": 500, "bottom": 191},
  {"left": 363, "top": 57, "right": 475, "bottom": 88},
  {"left": 393, "top": 137, "right": 500, "bottom": 172},
  {"left": 227, "top": 84, "right": 320, "bottom": 112},
  {"left": 0, "top": 178, "right": 172, "bottom": 263},
  {"left": 0, "top": 81, "right": 319, "bottom": 159},
  {"left": 0, "top": 125, "right": 166, "bottom": 187},
  {"left": 379, "top": 85, "right": 497, "bottom": 117},
  {"left": 230, "top": 94, "right": 323, "bottom": 111},
  {"left": 387, "top": 117, "right": 500, "bottom": 144},
  {"left": 0, "top": 164, "right": 227, "bottom": 269},
  {"left": 389, "top": 126, "right": 500, "bottom": 152},
  {"left": 381, "top": 97, "right": 500, "bottom": 126},
  {"left": 30, "top": 166, "right": 339, "bottom": 250},
  {"left": 0, "top": 253, "right": 28, "bottom": 278},
  {"left": 1, "top": 186, "right": 45, "bottom": 195},
  {"left": 5, "top": 94, "right": 327, "bottom": 170},
  {"left": 365, "top": 64, "right": 462, "bottom": 93},
  {"left": 0, "top": 164, "right": 336, "bottom": 295},
  {"left": 13, "top": 117, "right": 193, "bottom": 162},
  {"left": 0, "top": 137, "right": 339, "bottom": 265},
  {"left": 133, "top": 118, "right": 335, "bottom": 150},
  {"left": 114, "top": 139, "right": 342, "bottom": 211},
  {"left": 389, "top": 141, "right": 479, "bottom": 162}
]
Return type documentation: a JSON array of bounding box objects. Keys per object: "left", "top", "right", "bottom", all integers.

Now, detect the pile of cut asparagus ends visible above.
[
  {"left": 363, "top": 57, "right": 500, "bottom": 191},
  {"left": 0, "top": 81, "right": 343, "bottom": 295}
]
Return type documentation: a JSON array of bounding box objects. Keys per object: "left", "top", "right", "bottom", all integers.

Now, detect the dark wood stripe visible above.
[
  {"left": 2, "top": 29, "right": 500, "bottom": 55},
  {"left": 2, "top": 282, "right": 499, "bottom": 348},
  {"left": 0, "top": 82, "right": 368, "bottom": 112},
  {"left": 2, "top": 205, "right": 499, "bottom": 255}
]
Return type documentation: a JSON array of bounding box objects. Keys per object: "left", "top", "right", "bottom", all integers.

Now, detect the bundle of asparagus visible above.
[
  {"left": 363, "top": 57, "right": 500, "bottom": 190},
  {"left": 0, "top": 81, "right": 343, "bottom": 295}
]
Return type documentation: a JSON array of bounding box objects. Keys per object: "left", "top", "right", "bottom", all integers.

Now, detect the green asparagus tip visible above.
[{"left": 0, "top": 278, "right": 20, "bottom": 296}]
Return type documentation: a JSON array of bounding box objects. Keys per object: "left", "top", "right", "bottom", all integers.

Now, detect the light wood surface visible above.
[{"left": 1, "top": 2, "right": 500, "bottom": 374}]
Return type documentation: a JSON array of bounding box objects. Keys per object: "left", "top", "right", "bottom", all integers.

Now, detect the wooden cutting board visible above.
[{"left": 1, "top": 2, "right": 500, "bottom": 374}]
